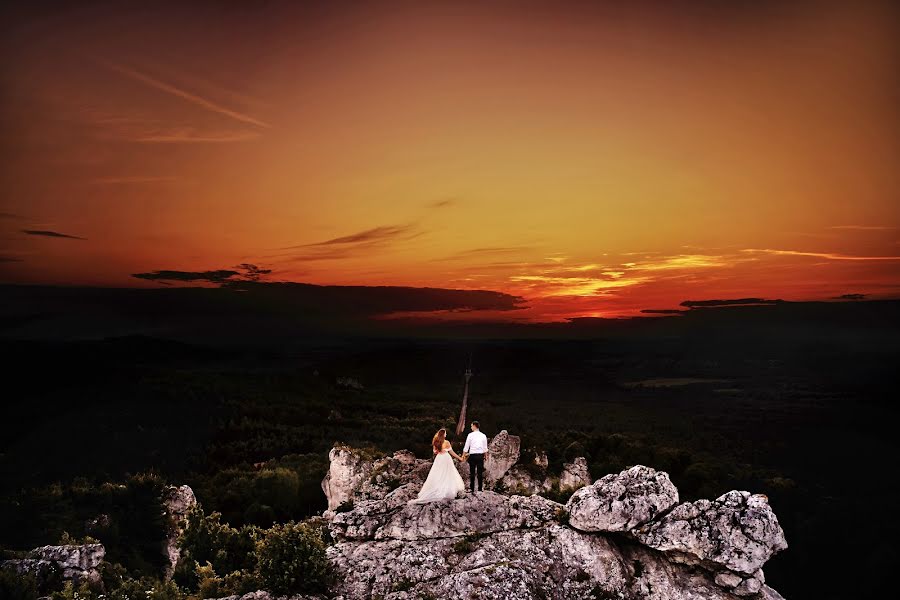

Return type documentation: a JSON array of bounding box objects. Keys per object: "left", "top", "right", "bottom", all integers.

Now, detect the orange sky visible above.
[{"left": 2, "top": 0, "right": 899, "bottom": 321}]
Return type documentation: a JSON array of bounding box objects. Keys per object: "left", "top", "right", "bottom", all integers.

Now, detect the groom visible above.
[{"left": 461, "top": 421, "right": 488, "bottom": 493}]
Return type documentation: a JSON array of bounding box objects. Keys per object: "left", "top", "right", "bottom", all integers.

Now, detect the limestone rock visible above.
[
  {"left": 567, "top": 465, "right": 679, "bottom": 532},
  {"left": 632, "top": 490, "right": 788, "bottom": 576},
  {"left": 317, "top": 443, "right": 788, "bottom": 599},
  {"left": 484, "top": 430, "right": 520, "bottom": 483},
  {"left": 3, "top": 543, "right": 105, "bottom": 586},
  {"left": 559, "top": 457, "right": 591, "bottom": 491},
  {"left": 499, "top": 464, "right": 552, "bottom": 495},
  {"left": 162, "top": 484, "right": 197, "bottom": 579},
  {"left": 322, "top": 445, "right": 377, "bottom": 511},
  {"left": 330, "top": 489, "right": 562, "bottom": 542}
]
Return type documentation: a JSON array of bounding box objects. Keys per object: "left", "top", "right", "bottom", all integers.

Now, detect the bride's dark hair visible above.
[{"left": 432, "top": 428, "right": 446, "bottom": 454}]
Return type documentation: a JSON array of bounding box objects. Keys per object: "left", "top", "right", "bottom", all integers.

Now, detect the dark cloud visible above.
[
  {"left": 832, "top": 293, "right": 866, "bottom": 300},
  {"left": 680, "top": 298, "right": 785, "bottom": 308},
  {"left": 286, "top": 224, "right": 418, "bottom": 249},
  {"left": 641, "top": 309, "right": 687, "bottom": 314},
  {"left": 22, "top": 230, "right": 86, "bottom": 240},
  {"left": 0, "top": 255, "right": 25, "bottom": 263},
  {"left": 1, "top": 213, "right": 24, "bottom": 219},
  {"left": 132, "top": 263, "right": 272, "bottom": 284},
  {"left": 132, "top": 269, "right": 240, "bottom": 284}
]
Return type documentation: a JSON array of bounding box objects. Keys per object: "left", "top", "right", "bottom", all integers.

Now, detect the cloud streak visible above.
[
  {"left": 22, "top": 230, "right": 86, "bottom": 240},
  {"left": 103, "top": 62, "right": 270, "bottom": 128},
  {"left": 829, "top": 225, "right": 896, "bottom": 231},
  {"left": 741, "top": 248, "right": 900, "bottom": 261}
]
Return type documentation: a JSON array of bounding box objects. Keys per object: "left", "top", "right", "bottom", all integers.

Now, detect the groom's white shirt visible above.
[{"left": 463, "top": 430, "right": 488, "bottom": 454}]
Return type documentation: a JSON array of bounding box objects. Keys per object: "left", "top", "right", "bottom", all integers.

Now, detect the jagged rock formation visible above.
[
  {"left": 568, "top": 465, "right": 679, "bottom": 532},
  {"left": 320, "top": 444, "right": 787, "bottom": 600},
  {"left": 162, "top": 484, "right": 198, "bottom": 579},
  {"left": 2, "top": 544, "right": 105, "bottom": 586}
]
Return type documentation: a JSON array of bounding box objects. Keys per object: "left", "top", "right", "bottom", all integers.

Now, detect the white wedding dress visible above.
[{"left": 409, "top": 447, "right": 465, "bottom": 504}]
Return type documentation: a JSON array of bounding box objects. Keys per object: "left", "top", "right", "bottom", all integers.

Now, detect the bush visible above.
[
  {"left": 177, "top": 506, "right": 259, "bottom": 576},
  {"left": 256, "top": 521, "right": 330, "bottom": 594},
  {"left": 196, "top": 562, "right": 260, "bottom": 599},
  {"left": 50, "top": 576, "right": 183, "bottom": 600}
]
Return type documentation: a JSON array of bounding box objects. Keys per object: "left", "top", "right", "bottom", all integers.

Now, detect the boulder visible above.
[
  {"left": 632, "top": 490, "right": 788, "bottom": 576},
  {"left": 559, "top": 457, "right": 591, "bottom": 490},
  {"left": 322, "top": 445, "right": 377, "bottom": 511},
  {"left": 484, "top": 430, "right": 520, "bottom": 483},
  {"left": 3, "top": 543, "right": 105, "bottom": 586},
  {"left": 567, "top": 465, "right": 679, "bottom": 532}
]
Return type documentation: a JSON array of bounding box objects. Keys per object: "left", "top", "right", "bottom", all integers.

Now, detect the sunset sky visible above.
[{"left": 2, "top": 0, "right": 899, "bottom": 321}]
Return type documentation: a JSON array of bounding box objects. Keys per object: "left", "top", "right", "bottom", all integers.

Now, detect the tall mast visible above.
[{"left": 455, "top": 353, "right": 473, "bottom": 437}]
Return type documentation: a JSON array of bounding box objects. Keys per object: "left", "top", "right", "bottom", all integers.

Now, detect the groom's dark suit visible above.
[
  {"left": 467, "top": 453, "right": 485, "bottom": 492},
  {"left": 463, "top": 429, "right": 489, "bottom": 492}
]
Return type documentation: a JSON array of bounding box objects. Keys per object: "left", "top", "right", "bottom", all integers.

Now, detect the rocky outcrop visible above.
[
  {"left": 484, "top": 430, "right": 520, "bottom": 482},
  {"left": 632, "top": 491, "right": 788, "bottom": 578},
  {"left": 320, "top": 446, "right": 788, "bottom": 600},
  {"left": 559, "top": 456, "right": 592, "bottom": 490},
  {"left": 162, "top": 484, "right": 198, "bottom": 579},
  {"left": 2, "top": 544, "right": 105, "bottom": 586},
  {"left": 568, "top": 465, "right": 679, "bottom": 532},
  {"left": 213, "top": 592, "right": 325, "bottom": 600},
  {"left": 322, "top": 445, "right": 378, "bottom": 511},
  {"left": 321, "top": 433, "right": 523, "bottom": 512}
]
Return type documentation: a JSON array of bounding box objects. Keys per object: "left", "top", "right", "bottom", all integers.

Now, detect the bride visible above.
[{"left": 409, "top": 428, "right": 466, "bottom": 504}]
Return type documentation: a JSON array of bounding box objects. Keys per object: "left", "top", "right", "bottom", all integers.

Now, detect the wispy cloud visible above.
[
  {"left": 434, "top": 246, "right": 534, "bottom": 261},
  {"left": 22, "top": 230, "right": 86, "bottom": 240},
  {"left": 741, "top": 248, "right": 900, "bottom": 261},
  {"left": 284, "top": 224, "right": 420, "bottom": 250},
  {"left": 624, "top": 254, "right": 729, "bottom": 271},
  {"left": 133, "top": 129, "right": 261, "bottom": 143},
  {"left": 0, "top": 255, "right": 25, "bottom": 263},
  {"left": 428, "top": 198, "right": 457, "bottom": 209},
  {"left": 1, "top": 213, "right": 24, "bottom": 220},
  {"left": 510, "top": 273, "right": 648, "bottom": 297},
  {"left": 103, "top": 62, "right": 270, "bottom": 129},
  {"left": 88, "top": 112, "right": 261, "bottom": 144},
  {"left": 829, "top": 225, "right": 896, "bottom": 231},
  {"left": 91, "top": 176, "right": 181, "bottom": 184},
  {"left": 273, "top": 223, "right": 424, "bottom": 263}
]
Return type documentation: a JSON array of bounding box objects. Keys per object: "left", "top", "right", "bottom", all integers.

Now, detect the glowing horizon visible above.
[{"left": 2, "top": 1, "right": 899, "bottom": 322}]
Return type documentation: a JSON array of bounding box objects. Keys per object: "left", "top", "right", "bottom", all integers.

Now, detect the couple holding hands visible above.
[{"left": 409, "top": 421, "right": 489, "bottom": 504}]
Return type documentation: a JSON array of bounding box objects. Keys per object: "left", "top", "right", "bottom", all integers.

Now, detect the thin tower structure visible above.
[{"left": 455, "top": 354, "right": 473, "bottom": 437}]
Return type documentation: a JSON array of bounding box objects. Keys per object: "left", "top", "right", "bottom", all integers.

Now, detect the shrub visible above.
[
  {"left": 256, "top": 521, "right": 330, "bottom": 594},
  {"left": 195, "top": 562, "right": 260, "bottom": 599},
  {"left": 177, "top": 506, "right": 259, "bottom": 575},
  {"left": 57, "top": 532, "right": 99, "bottom": 545}
]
